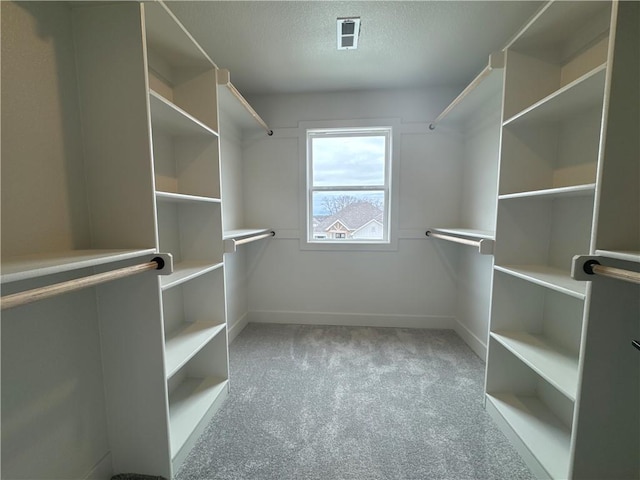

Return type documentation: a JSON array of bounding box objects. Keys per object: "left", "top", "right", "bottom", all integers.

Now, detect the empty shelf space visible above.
[
  {"left": 499, "top": 184, "right": 595, "bottom": 201},
  {"left": 490, "top": 331, "right": 579, "bottom": 400},
  {"left": 169, "top": 376, "right": 228, "bottom": 459},
  {"left": 165, "top": 323, "right": 226, "bottom": 378},
  {"left": 504, "top": 64, "right": 606, "bottom": 126},
  {"left": 156, "top": 191, "right": 221, "bottom": 205},
  {"left": 494, "top": 265, "right": 586, "bottom": 299},
  {"left": 486, "top": 393, "right": 571, "bottom": 480},
  {"left": 160, "top": 261, "right": 224, "bottom": 290},
  {"left": 149, "top": 90, "right": 218, "bottom": 137},
  {"left": 1, "top": 249, "right": 157, "bottom": 284}
]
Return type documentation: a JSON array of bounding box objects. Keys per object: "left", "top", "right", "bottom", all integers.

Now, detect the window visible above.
[{"left": 307, "top": 127, "right": 392, "bottom": 244}]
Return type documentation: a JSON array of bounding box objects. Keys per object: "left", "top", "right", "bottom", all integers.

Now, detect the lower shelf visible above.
[
  {"left": 169, "top": 376, "right": 228, "bottom": 460},
  {"left": 486, "top": 393, "right": 571, "bottom": 480}
]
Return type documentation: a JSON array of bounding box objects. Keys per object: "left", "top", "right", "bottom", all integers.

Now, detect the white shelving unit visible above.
[
  {"left": 427, "top": 53, "right": 504, "bottom": 359},
  {"left": 217, "top": 68, "right": 272, "bottom": 341},
  {"left": 3, "top": 2, "right": 232, "bottom": 478},
  {"left": 485, "top": 1, "right": 639, "bottom": 478}
]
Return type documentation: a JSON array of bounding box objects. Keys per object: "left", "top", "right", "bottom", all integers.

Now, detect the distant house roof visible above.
[{"left": 315, "top": 201, "right": 383, "bottom": 233}]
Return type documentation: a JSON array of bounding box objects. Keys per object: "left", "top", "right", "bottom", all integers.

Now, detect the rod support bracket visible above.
[
  {"left": 151, "top": 253, "right": 173, "bottom": 275},
  {"left": 572, "top": 255, "right": 604, "bottom": 281}
]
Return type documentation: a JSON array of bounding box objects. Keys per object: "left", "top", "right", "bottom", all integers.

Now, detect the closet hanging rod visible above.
[
  {"left": 582, "top": 260, "right": 640, "bottom": 285},
  {"left": 218, "top": 69, "right": 273, "bottom": 136},
  {"left": 426, "top": 230, "right": 493, "bottom": 254},
  {"left": 234, "top": 231, "right": 275, "bottom": 246},
  {"left": 1, "top": 255, "right": 171, "bottom": 311},
  {"left": 429, "top": 51, "right": 504, "bottom": 130}
]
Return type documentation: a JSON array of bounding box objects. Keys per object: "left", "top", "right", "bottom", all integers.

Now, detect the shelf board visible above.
[
  {"left": 165, "top": 323, "right": 226, "bottom": 379},
  {"left": 595, "top": 249, "right": 640, "bottom": 264},
  {"left": 491, "top": 332, "right": 579, "bottom": 400},
  {"left": 495, "top": 265, "right": 587, "bottom": 299},
  {"left": 223, "top": 228, "right": 273, "bottom": 241},
  {"left": 1, "top": 249, "right": 157, "bottom": 284},
  {"left": 156, "top": 191, "right": 221, "bottom": 205},
  {"left": 160, "top": 261, "right": 224, "bottom": 290},
  {"left": 427, "top": 227, "right": 495, "bottom": 241},
  {"left": 435, "top": 53, "right": 504, "bottom": 128},
  {"left": 218, "top": 69, "right": 270, "bottom": 134},
  {"left": 503, "top": 64, "right": 606, "bottom": 127},
  {"left": 149, "top": 90, "right": 219, "bottom": 137},
  {"left": 486, "top": 393, "right": 571, "bottom": 480},
  {"left": 168, "top": 376, "right": 228, "bottom": 459},
  {"left": 499, "top": 183, "right": 596, "bottom": 201}
]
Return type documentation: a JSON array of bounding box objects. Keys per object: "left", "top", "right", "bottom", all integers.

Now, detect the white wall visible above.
[{"left": 240, "top": 89, "right": 468, "bottom": 328}]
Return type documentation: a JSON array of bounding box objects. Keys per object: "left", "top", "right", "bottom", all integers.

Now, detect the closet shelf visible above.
[
  {"left": 486, "top": 393, "right": 571, "bottom": 480},
  {"left": 1, "top": 248, "right": 157, "bottom": 284},
  {"left": 426, "top": 228, "right": 494, "bottom": 254},
  {"left": 168, "top": 376, "right": 228, "bottom": 459},
  {"left": 223, "top": 229, "right": 275, "bottom": 254},
  {"left": 156, "top": 191, "right": 222, "bottom": 205},
  {"left": 217, "top": 69, "right": 272, "bottom": 135},
  {"left": 149, "top": 89, "right": 219, "bottom": 137},
  {"left": 160, "top": 261, "right": 224, "bottom": 291},
  {"left": 165, "top": 323, "right": 226, "bottom": 379},
  {"left": 503, "top": 64, "right": 606, "bottom": 127},
  {"left": 490, "top": 332, "right": 578, "bottom": 400},
  {"left": 594, "top": 249, "right": 640, "bottom": 263},
  {"left": 494, "top": 265, "right": 586, "bottom": 299},
  {"left": 430, "top": 52, "right": 504, "bottom": 129},
  {"left": 499, "top": 184, "right": 596, "bottom": 201}
]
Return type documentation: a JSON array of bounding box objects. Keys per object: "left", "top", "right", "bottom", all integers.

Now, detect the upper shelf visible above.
[
  {"left": 217, "top": 69, "right": 272, "bottom": 135},
  {"left": 149, "top": 90, "right": 219, "bottom": 137},
  {"left": 503, "top": 64, "right": 606, "bottom": 127},
  {"left": 1, "top": 249, "right": 157, "bottom": 284},
  {"left": 430, "top": 52, "right": 504, "bottom": 130}
]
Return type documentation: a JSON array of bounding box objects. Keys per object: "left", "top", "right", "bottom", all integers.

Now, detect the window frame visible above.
[{"left": 299, "top": 119, "right": 400, "bottom": 252}]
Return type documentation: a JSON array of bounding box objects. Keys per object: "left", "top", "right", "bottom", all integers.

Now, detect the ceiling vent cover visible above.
[{"left": 337, "top": 17, "right": 361, "bottom": 50}]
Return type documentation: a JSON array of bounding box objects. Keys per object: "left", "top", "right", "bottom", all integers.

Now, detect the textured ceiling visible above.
[{"left": 165, "top": 1, "right": 542, "bottom": 96}]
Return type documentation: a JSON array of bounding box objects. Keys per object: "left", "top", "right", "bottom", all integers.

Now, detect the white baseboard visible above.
[
  {"left": 228, "top": 312, "right": 249, "bottom": 344},
  {"left": 453, "top": 319, "right": 487, "bottom": 361},
  {"left": 85, "top": 452, "right": 112, "bottom": 480},
  {"left": 247, "top": 310, "right": 455, "bottom": 329}
]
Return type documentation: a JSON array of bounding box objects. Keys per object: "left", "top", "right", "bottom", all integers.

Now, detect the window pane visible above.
[
  {"left": 311, "top": 191, "right": 385, "bottom": 241},
  {"left": 312, "top": 135, "right": 385, "bottom": 186}
]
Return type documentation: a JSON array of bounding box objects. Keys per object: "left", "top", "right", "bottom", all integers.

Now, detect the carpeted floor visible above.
[{"left": 175, "top": 323, "right": 534, "bottom": 480}]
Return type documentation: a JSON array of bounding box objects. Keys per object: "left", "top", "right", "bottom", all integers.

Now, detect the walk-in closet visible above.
[{"left": 2, "top": 1, "right": 637, "bottom": 479}]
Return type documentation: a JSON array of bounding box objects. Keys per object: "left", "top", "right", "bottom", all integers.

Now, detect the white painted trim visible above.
[
  {"left": 453, "top": 319, "right": 487, "bottom": 361},
  {"left": 247, "top": 310, "right": 454, "bottom": 329},
  {"left": 228, "top": 312, "right": 249, "bottom": 344},
  {"left": 84, "top": 452, "right": 113, "bottom": 480}
]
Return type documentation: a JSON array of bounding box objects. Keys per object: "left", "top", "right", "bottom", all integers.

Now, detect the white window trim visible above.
[{"left": 298, "top": 118, "right": 400, "bottom": 252}]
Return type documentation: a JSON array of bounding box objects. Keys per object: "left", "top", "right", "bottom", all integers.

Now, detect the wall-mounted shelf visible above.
[
  {"left": 1, "top": 248, "right": 157, "bottom": 284},
  {"left": 494, "top": 264, "right": 587, "bottom": 299},
  {"left": 217, "top": 69, "right": 272, "bottom": 136},
  {"left": 156, "top": 191, "right": 222, "bottom": 205},
  {"left": 430, "top": 52, "right": 505, "bottom": 130},
  {"left": 498, "top": 184, "right": 595, "bottom": 201},
  {"left": 149, "top": 90, "right": 219, "bottom": 138},
  {"left": 160, "top": 261, "right": 224, "bottom": 291},
  {"left": 426, "top": 228, "right": 494, "bottom": 254},
  {"left": 223, "top": 228, "right": 275, "bottom": 254}
]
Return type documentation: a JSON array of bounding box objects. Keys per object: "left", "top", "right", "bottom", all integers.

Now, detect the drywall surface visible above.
[{"left": 242, "top": 89, "right": 466, "bottom": 328}]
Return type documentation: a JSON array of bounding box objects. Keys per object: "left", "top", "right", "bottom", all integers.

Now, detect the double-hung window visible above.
[{"left": 306, "top": 127, "right": 392, "bottom": 244}]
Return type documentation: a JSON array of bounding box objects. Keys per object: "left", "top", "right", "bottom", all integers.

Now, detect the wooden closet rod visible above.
[
  {"left": 583, "top": 260, "right": 640, "bottom": 285},
  {"left": 1, "top": 257, "right": 165, "bottom": 311},
  {"left": 234, "top": 231, "right": 275, "bottom": 247},
  {"left": 426, "top": 231, "right": 481, "bottom": 248}
]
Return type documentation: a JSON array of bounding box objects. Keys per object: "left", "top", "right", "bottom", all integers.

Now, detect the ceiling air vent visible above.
[{"left": 337, "top": 17, "right": 361, "bottom": 50}]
